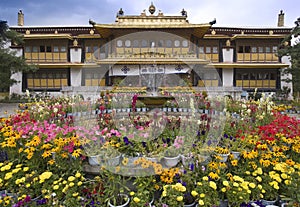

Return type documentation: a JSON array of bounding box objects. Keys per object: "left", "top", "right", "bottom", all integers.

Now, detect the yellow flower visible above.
[
  {"left": 198, "top": 199, "right": 205, "bottom": 206},
  {"left": 69, "top": 182, "right": 74, "bottom": 187},
  {"left": 75, "top": 172, "right": 81, "bottom": 178},
  {"left": 202, "top": 176, "right": 209, "bottom": 181},
  {"left": 77, "top": 181, "right": 82, "bottom": 186},
  {"left": 221, "top": 187, "right": 226, "bottom": 192},
  {"left": 129, "top": 192, "right": 135, "bottom": 196},
  {"left": 209, "top": 181, "right": 217, "bottom": 190},
  {"left": 39, "top": 171, "right": 53, "bottom": 181},
  {"left": 191, "top": 191, "right": 198, "bottom": 197},
  {"left": 72, "top": 192, "right": 79, "bottom": 197},
  {"left": 249, "top": 183, "right": 256, "bottom": 188},
  {"left": 200, "top": 193, "right": 205, "bottom": 198},
  {"left": 223, "top": 180, "right": 229, "bottom": 187},
  {"left": 133, "top": 197, "right": 140, "bottom": 203},
  {"left": 53, "top": 185, "right": 59, "bottom": 190},
  {"left": 68, "top": 176, "right": 75, "bottom": 182},
  {"left": 176, "top": 196, "right": 183, "bottom": 202}
]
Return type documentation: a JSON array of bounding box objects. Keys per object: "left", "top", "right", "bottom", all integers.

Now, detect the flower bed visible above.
[{"left": 0, "top": 94, "right": 299, "bottom": 206}]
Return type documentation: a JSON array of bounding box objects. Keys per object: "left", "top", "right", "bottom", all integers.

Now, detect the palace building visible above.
[{"left": 9, "top": 4, "right": 292, "bottom": 99}]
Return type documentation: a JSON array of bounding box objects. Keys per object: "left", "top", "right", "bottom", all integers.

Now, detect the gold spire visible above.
[{"left": 149, "top": 2, "right": 156, "bottom": 15}]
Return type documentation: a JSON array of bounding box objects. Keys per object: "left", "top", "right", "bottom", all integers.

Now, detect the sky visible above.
[{"left": 0, "top": 0, "right": 299, "bottom": 28}]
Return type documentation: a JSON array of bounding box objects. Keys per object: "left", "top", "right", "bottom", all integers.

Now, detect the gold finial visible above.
[
  {"left": 269, "top": 30, "right": 273, "bottom": 35},
  {"left": 211, "top": 30, "right": 216, "bottom": 35},
  {"left": 73, "top": 39, "right": 78, "bottom": 47},
  {"left": 54, "top": 30, "right": 58, "bottom": 34},
  {"left": 90, "top": 29, "right": 94, "bottom": 35},
  {"left": 241, "top": 30, "right": 244, "bottom": 35},
  {"left": 25, "top": 30, "right": 30, "bottom": 35},
  {"left": 149, "top": 2, "right": 156, "bottom": 15},
  {"left": 226, "top": 40, "right": 231, "bottom": 47}
]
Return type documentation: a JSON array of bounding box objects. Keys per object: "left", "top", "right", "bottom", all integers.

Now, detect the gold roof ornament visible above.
[
  {"left": 269, "top": 30, "right": 274, "bottom": 35},
  {"left": 54, "top": 30, "right": 58, "bottom": 34},
  {"left": 25, "top": 29, "right": 30, "bottom": 35},
  {"left": 211, "top": 30, "right": 216, "bottom": 35},
  {"left": 226, "top": 39, "right": 231, "bottom": 47},
  {"left": 73, "top": 39, "right": 78, "bottom": 47},
  {"left": 149, "top": 2, "right": 156, "bottom": 15},
  {"left": 90, "top": 29, "right": 94, "bottom": 35},
  {"left": 158, "top": 10, "right": 164, "bottom": 16},
  {"left": 241, "top": 30, "right": 244, "bottom": 35}
]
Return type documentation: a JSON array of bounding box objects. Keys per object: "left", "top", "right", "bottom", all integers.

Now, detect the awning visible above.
[
  {"left": 109, "top": 65, "right": 139, "bottom": 76},
  {"left": 109, "top": 64, "right": 193, "bottom": 76}
]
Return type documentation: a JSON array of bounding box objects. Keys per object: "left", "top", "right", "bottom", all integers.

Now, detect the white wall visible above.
[
  {"left": 222, "top": 48, "right": 234, "bottom": 63},
  {"left": 222, "top": 68, "right": 234, "bottom": 87},
  {"left": 70, "top": 48, "right": 82, "bottom": 63},
  {"left": 70, "top": 68, "right": 82, "bottom": 87},
  {"left": 9, "top": 47, "right": 23, "bottom": 95},
  {"left": 281, "top": 55, "right": 293, "bottom": 99}
]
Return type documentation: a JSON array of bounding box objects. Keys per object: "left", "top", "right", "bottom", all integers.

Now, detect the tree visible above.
[
  {"left": 279, "top": 17, "right": 300, "bottom": 98},
  {"left": 0, "top": 20, "right": 35, "bottom": 92}
]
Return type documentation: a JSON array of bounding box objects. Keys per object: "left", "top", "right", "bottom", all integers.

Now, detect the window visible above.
[
  {"left": 86, "top": 46, "right": 92, "bottom": 53},
  {"left": 272, "top": 46, "right": 278, "bottom": 53},
  {"left": 182, "top": 40, "right": 188, "bottom": 47},
  {"left": 125, "top": 40, "right": 131, "bottom": 47},
  {"left": 150, "top": 41, "right": 155, "bottom": 47},
  {"left": 212, "top": 47, "right": 218, "bottom": 54},
  {"left": 166, "top": 40, "right": 172, "bottom": 48},
  {"left": 40, "top": 46, "right": 45, "bottom": 52},
  {"left": 141, "top": 40, "right": 148, "bottom": 47},
  {"left": 117, "top": 40, "right": 123, "bottom": 47},
  {"left": 60, "top": 46, "right": 66, "bottom": 52},
  {"left": 158, "top": 40, "right": 164, "bottom": 47},
  {"left": 235, "top": 69, "right": 278, "bottom": 89},
  {"left": 265, "top": 47, "right": 271, "bottom": 53},
  {"left": 258, "top": 47, "right": 264, "bottom": 53},
  {"left": 46, "top": 46, "right": 51, "bottom": 52},
  {"left": 25, "top": 46, "right": 31, "bottom": 52},
  {"left": 199, "top": 47, "right": 204, "bottom": 53},
  {"left": 238, "top": 46, "right": 244, "bottom": 53},
  {"left": 205, "top": 47, "right": 211, "bottom": 53},
  {"left": 174, "top": 40, "right": 180, "bottom": 47},
  {"left": 245, "top": 46, "right": 251, "bottom": 53},
  {"left": 251, "top": 47, "right": 257, "bottom": 53},
  {"left": 53, "top": 46, "right": 59, "bottom": 52},
  {"left": 133, "top": 40, "right": 139, "bottom": 47},
  {"left": 26, "top": 69, "right": 69, "bottom": 90},
  {"left": 32, "top": 46, "right": 38, "bottom": 52}
]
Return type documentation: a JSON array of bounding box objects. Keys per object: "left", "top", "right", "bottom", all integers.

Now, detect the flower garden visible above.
[{"left": 0, "top": 90, "right": 300, "bottom": 207}]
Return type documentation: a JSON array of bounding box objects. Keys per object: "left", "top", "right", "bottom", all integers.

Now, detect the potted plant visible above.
[
  {"left": 101, "top": 169, "right": 130, "bottom": 207},
  {"left": 130, "top": 175, "right": 156, "bottom": 207}
]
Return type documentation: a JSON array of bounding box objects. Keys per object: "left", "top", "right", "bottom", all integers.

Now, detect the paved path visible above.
[{"left": 0, "top": 103, "right": 20, "bottom": 118}]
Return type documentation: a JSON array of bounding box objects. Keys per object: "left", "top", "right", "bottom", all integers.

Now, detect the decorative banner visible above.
[
  {"left": 109, "top": 65, "right": 140, "bottom": 76},
  {"left": 165, "top": 65, "right": 192, "bottom": 74},
  {"left": 140, "top": 65, "right": 165, "bottom": 74}
]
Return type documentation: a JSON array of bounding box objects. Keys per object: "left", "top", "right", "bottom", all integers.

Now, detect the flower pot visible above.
[
  {"left": 184, "top": 201, "right": 196, "bottom": 207},
  {"left": 104, "top": 155, "right": 121, "bottom": 167},
  {"left": 163, "top": 155, "right": 181, "bottom": 167},
  {"left": 181, "top": 154, "right": 194, "bottom": 167},
  {"left": 215, "top": 153, "right": 230, "bottom": 162},
  {"left": 219, "top": 199, "right": 228, "bottom": 207},
  {"left": 231, "top": 151, "right": 241, "bottom": 160},
  {"left": 108, "top": 194, "right": 130, "bottom": 207},
  {"left": 261, "top": 196, "right": 279, "bottom": 206},
  {"left": 88, "top": 155, "right": 102, "bottom": 165}
]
